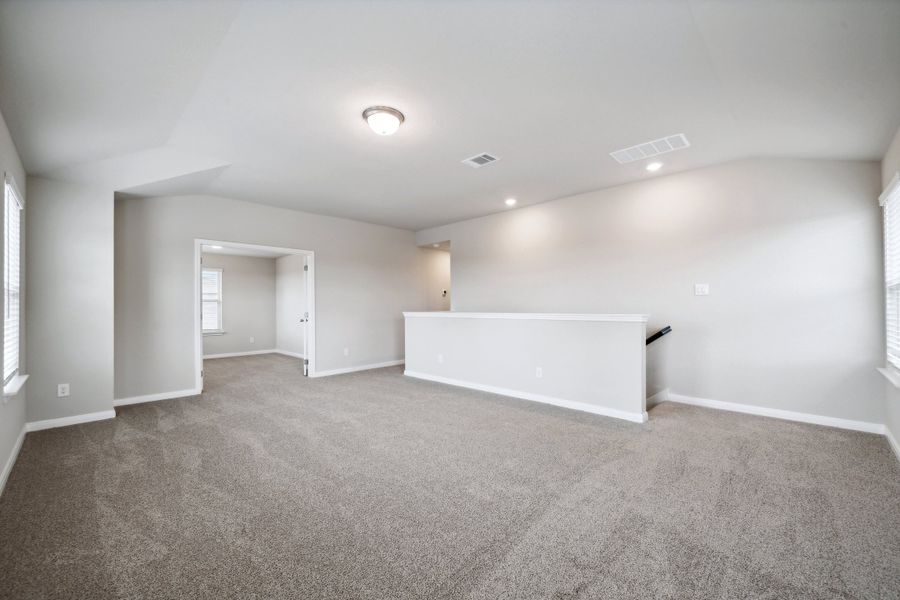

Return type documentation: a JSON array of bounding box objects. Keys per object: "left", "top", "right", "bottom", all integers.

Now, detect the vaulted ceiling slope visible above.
[{"left": 1, "top": 0, "right": 899, "bottom": 230}]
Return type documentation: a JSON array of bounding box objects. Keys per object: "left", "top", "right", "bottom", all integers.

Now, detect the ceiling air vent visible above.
[
  {"left": 461, "top": 153, "right": 500, "bottom": 168},
  {"left": 610, "top": 134, "right": 690, "bottom": 164}
]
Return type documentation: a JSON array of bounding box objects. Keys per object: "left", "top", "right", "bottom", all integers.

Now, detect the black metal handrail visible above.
[{"left": 646, "top": 326, "right": 672, "bottom": 345}]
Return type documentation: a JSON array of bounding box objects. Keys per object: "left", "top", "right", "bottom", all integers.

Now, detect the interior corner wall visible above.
[
  {"left": 0, "top": 106, "right": 27, "bottom": 490},
  {"left": 882, "top": 124, "right": 900, "bottom": 189},
  {"left": 114, "top": 194, "right": 423, "bottom": 399},
  {"left": 881, "top": 124, "right": 900, "bottom": 446},
  {"left": 275, "top": 254, "right": 306, "bottom": 356},
  {"left": 416, "top": 158, "right": 885, "bottom": 425},
  {"left": 26, "top": 176, "right": 114, "bottom": 422},
  {"left": 419, "top": 247, "right": 451, "bottom": 311},
  {"left": 202, "top": 253, "right": 277, "bottom": 356}
]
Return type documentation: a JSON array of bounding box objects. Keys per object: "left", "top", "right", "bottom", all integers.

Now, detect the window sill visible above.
[
  {"left": 877, "top": 367, "right": 900, "bottom": 389},
  {"left": 203, "top": 331, "right": 226, "bottom": 336},
  {"left": 3, "top": 374, "right": 28, "bottom": 398}
]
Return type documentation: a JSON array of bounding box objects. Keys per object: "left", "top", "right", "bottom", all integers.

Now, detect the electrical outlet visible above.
[
  {"left": 57, "top": 383, "right": 70, "bottom": 398},
  {"left": 694, "top": 283, "right": 710, "bottom": 296},
  {"left": 535, "top": 367, "right": 543, "bottom": 379},
  {"left": 343, "top": 347, "right": 350, "bottom": 356},
  {"left": 437, "top": 354, "right": 444, "bottom": 364},
  {"left": 249, "top": 336, "right": 255, "bottom": 344}
]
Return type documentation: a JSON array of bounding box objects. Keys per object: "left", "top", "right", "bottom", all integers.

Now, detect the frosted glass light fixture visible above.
[{"left": 363, "top": 106, "right": 405, "bottom": 136}]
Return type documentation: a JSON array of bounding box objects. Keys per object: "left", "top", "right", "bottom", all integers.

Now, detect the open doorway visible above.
[
  {"left": 193, "top": 239, "right": 315, "bottom": 391},
  {"left": 420, "top": 240, "right": 451, "bottom": 310}
]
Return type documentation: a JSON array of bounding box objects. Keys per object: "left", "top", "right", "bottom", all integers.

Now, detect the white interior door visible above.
[{"left": 302, "top": 256, "right": 309, "bottom": 376}]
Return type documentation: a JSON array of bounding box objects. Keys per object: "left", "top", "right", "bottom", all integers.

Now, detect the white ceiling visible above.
[{"left": 1, "top": 0, "right": 899, "bottom": 231}]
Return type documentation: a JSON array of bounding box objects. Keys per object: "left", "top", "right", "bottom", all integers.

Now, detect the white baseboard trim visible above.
[
  {"left": 404, "top": 370, "right": 648, "bottom": 424},
  {"left": 203, "top": 349, "right": 278, "bottom": 359},
  {"left": 26, "top": 409, "right": 117, "bottom": 433},
  {"left": 0, "top": 424, "right": 26, "bottom": 497},
  {"left": 664, "top": 391, "right": 885, "bottom": 434},
  {"left": 646, "top": 388, "right": 670, "bottom": 405},
  {"left": 311, "top": 360, "right": 405, "bottom": 378},
  {"left": 114, "top": 388, "right": 201, "bottom": 407},
  {"left": 886, "top": 426, "right": 900, "bottom": 463},
  {"left": 274, "top": 349, "right": 305, "bottom": 359}
]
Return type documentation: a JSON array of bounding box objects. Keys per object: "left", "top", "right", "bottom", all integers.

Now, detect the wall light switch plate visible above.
[
  {"left": 535, "top": 367, "right": 543, "bottom": 379},
  {"left": 57, "top": 383, "right": 70, "bottom": 398},
  {"left": 343, "top": 348, "right": 350, "bottom": 356},
  {"left": 249, "top": 336, "right": 255, "bottom": 344},
  {"left": 694, "top": 283, "right": 710, "bottom": 296}
]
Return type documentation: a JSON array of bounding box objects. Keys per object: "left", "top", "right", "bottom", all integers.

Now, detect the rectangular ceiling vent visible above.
[
  {"left": 610, "top": 133, "right": 690, "bottom": 164},
  {"left": 461, "top": 153, "right": 500, "bottom": 168}
]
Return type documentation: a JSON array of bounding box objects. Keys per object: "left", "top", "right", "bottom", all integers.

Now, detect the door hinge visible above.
[
  {"left": 304, "top": 359, "right": 309, "bottom": 365},
  {"left": 303, "top": 264, "right": 309, "bottom": 272}
]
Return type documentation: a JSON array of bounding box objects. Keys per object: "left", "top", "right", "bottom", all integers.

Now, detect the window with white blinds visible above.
[
  {"left": 201, "top": 267, "right": 223, "bottom": 332},
  {"left": 4, "top": 176, "right": 22, "bottom": 384},
  {"left": 882, "top": 174, "right": 900, "bottom": 369}
]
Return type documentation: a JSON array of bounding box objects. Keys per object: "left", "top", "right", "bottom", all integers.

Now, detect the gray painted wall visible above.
[
  {"left": 26, "top": 176, "right": 114, "bottom": 422},
  {"left": 275, "top": 254, "right": 306, "bottom": 356},
  {"left": 202, "top": 253, "right": 276, "bottom": 356},
  {"left": 0, "top": 106, "right": 26, "bottom": 489},
  {"left": 882, "top": 125, "right": 900, "bottom": 444},
  {"left": 417, "top": 158, "right": 885, "bottom": 424},
  {"left": 115, "top": 194, "right": 423, "bottom": 399},
  {"left": 883, "top": 125, "right": 900, "bottom": 190}
]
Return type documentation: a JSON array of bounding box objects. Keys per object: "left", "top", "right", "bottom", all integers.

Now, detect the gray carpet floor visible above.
[{"left": 1, "top": 354, "right": 898, "bottom": 599}]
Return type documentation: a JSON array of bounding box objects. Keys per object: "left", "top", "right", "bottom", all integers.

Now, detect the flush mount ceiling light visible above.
[
  {"left": 362, "top": 106, "right": 405, "bottom": 136},
  {"left": 645, "top": 162, "right": 663, "bottom": 172},
  {"left": 505, "top": 198, "right": 517, "bottom": 207},
  {"left": 209, "top": 245, "right": 223, "bottom": 250}
]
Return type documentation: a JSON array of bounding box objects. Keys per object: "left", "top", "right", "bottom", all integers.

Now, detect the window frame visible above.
[
  {"left": 201, "top": 267, "right": 224, "bottom": 335},
  {"left": 4, "top": 173, "right": 23, "bottom": 386},
  {"left": 881, "top": 172, "right": 900, "bottom": 373}
]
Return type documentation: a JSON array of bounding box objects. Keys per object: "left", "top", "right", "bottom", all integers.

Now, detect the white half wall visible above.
[
  {"left": 416, "top": 158, "right": 885, "bottom": 425},
  {"left": 115, "top": 194, "right": 424, "bottom": 398},
  {"left": 404, "top": 312, "right": 647, "bottom": 422},
  {"left": 202, "top": 253, "right": 276, "bottom": 356},
  {"left": 275, "top": 254, "right": 306, "bottom": 356}
]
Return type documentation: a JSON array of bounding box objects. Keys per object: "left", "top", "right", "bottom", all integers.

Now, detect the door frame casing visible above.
[{"left": 194, "top": 239, "right": 316, "bottom": 390}]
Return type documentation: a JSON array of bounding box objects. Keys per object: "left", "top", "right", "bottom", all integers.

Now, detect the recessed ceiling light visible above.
[
  {"left": 362, "top": 106, "right": 404, "bottom": 136},
  {"left": 432, "top": 244, "right": 440, "bottom": 248},
  {"left": 505, "top": 198, "right": 517, "bottom": 207},
  {"left": 210, "top": 245, "right": 223, "bottom": 250},
  {"left": 646, "top": 162, "right": 663, "bottom": 172}
]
